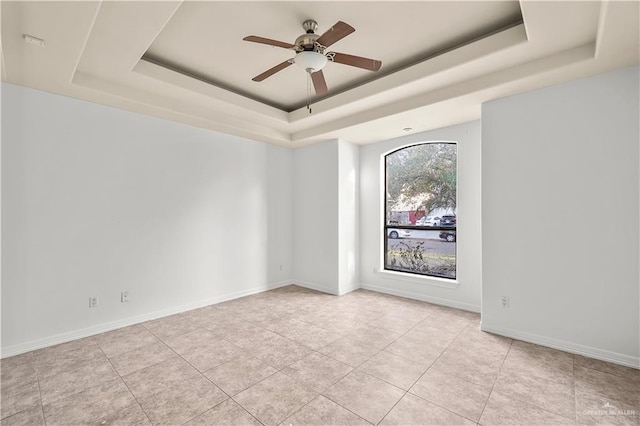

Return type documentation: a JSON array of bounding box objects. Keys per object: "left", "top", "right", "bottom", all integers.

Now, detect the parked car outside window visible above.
[
  {"left": 387, "top": 229, "right": 411, "bottom": 239},
  {"left": 424, "top": 216, "right": 441, "bottom": 226},
  {"left": 440, "top": 215, "right": 457, "bottom": 227},
  {"left": 439, "top": 231, "right": 456, "bottom": 242}
]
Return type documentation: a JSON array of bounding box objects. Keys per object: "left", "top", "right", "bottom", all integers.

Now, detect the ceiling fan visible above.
[{"left": 243, "top": 20, "right": 382, "bottom": 96}]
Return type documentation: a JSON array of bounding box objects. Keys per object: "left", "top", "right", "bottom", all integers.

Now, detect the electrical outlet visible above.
[
  {"left": 501, "top": 296, "right": 510, "bottom": 308},
  {"left": 89, "top": 297, "right": 98, "bottom": 308},
  {"left": 121, "top": 291, "right": 129, "bottom": 303}
]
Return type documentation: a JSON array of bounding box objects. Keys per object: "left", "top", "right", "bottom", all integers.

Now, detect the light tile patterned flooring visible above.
[{"left": 1, "top": 285, "right": 639, "bottom": 425}]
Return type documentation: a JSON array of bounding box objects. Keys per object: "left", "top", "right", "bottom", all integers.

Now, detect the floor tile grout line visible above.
[
  {"left": 219, "top": 340, "right": 367, "bottom": 425},
  {"left": 375, "top": 321, "right": 474, "bottom": 425},
  {"left": 2, "top": 354, "right": 39, "bottom": 423},
  {"left": 485, "top": 343, "right": 579, "bottom": 423},
  {"left": 227, "top": 371, "right": 296, "bottom": 426},
  {"left": 386, "top": 308, "right": 469, "bottom": 344},
  {"left": 225, "top": 356, "right": 316, "bottom": 424},
  {"left": 277, "top": 348, "right": 354, "bottom": 383},
  {"left": 99, "top": 345, "right": 154, "bottom": 426},
  {"left": 306, "top": 309, "right": 439, "bottom": 369},
  {"left": 318, "top": 343, "right": 384, "bottom": 371},
  {"left": 366, "top": 306, "right": 455, "bottom": 426},
  {"left": 573, "top": 353, "right": 578, "bottom": 425},
  {"left": 29, "top": 340, "right": 104, "bottom": 381},
  {"left": 476, "top": 338, "right": 513, "bottom": 423},
  {"left": 394, "top": 320, "right": 469, "bottom": 384},
  {"left": 375, "top": 389, "right": 408, "bottom": 425},
  {"left": 353, "top": 364, "right": 415, "bottom": 394},
  {"left": 487, "top": 388, "right": 579, "bottom": 424},
  {"left": 198, "top": 374, "right": 266, "bottom": 426},
  {"left": 406, "top": 386, "right": 481, "bottom": 425},
  {"left": 33, "top": 344, "right": 116, "bottom": 412},
  {"left": 421, "top": 324, "right": 511, "bottom": 388},
  {"left": 187, "top": 327, "right": 274, "bottom": 426},
  {"left": 97, "top": 325, "right": 165, "bottom": 360},
  {"left": 34, "top": 360, "right": 47, "bottom": 426},
  {"left": 318, "top": 389, "right": 379, "bottom": 425},
  {"left": 195, "top": 336, "right": 308, "bottom": 426},
  {"left": 36, "top": 343, "right": 147, "bottom": 424},
  {"left": 129, "top": 326, "right": 229, "bottom": 424}
]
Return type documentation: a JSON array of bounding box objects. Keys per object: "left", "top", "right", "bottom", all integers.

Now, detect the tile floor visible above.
[{"left": 1, "top": 285, "right": 639, "bottom": 425}]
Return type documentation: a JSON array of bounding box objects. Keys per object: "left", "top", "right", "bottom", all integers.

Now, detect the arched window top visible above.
[
  {"left": 384, "top": 142, "right": 457, "bottom": 279},
  {"left": 383, "top": 140, "right": 455, "bottom": 157}
]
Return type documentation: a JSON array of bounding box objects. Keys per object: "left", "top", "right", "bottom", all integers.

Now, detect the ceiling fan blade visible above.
[
  {"left": 311, "top": 70, "right": 328, "bottom": 95},
  {"left": 252, "top": 60, "right": 293, "bottom": 82},
  {"left": 316, "top": 21, "right": 355, "bottom": 48},
  {"left": 243, "top": 36, "right": 296, "bottom": 50},
  {"left": 330, "top": 52, "right": 382, "bottom": 71}
]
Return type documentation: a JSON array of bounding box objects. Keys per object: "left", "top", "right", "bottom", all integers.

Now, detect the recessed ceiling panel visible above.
[{"left": 144, "top": 1, "right": 522, "bottom": 111}]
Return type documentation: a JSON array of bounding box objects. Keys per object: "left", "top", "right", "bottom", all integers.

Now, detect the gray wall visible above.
[
  {"left": 292, "top": 139, "right": 361, "bottom": 295},
  {"left": 1, "top": 83, "right": 293, "bottom": 355},
  {"left": 292, "top": 141, "right": 339, "bottom": 294},
  {"left": 481, "top": 65, "right": 639, "bottom": 367}
]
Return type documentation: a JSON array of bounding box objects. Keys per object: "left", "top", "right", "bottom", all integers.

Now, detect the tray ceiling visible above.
[
  {"left": 144, "top": 1, "right": 523, "bottom": 111},
  {"left": 1, "top": 1, "right": 638, "bottom": 147}
]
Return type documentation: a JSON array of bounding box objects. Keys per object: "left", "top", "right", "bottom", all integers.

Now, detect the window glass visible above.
[{"left": 384, "top": 143, "right": 457, "bottom": 279}]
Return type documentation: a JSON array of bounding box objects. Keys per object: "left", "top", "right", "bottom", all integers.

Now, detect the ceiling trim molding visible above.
[
  {"left": 595, "top": 0, "right": 609, "bottom": 59},
  {"left": 69, "top": 0, "right": 103, "bottom": 85},
  {"left": 72, "top": 71, "right": 293, "bottom": 145},
  {"left": 0, "top": 5, "right": 5, "bottom": 81},
  {"left": 291, "top": 42, "right": 596, "bottom": 143},
  {"left": 1, "top": 42, "right": 6, "bottom": 82},
  {"left": 134, "top": 58, "right": 289, "bottom": 123}
]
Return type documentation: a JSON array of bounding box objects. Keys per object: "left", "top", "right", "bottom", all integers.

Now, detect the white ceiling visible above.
[{"left": 1, "top": 1, "right": 639, "bottom": 147}]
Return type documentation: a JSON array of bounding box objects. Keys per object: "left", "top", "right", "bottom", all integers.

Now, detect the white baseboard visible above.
[
  {"left": 338, "top": 284, "right": 360, "bottom": 296},
  {"left": 360, "top": 282, "right": 481, "bottom": 313},
  {"left": 1, "top": 281, "right": 292, "bottom": 359},
  {"left": 481, "top": 323, "right": 640, "bottom": 370},
  {"left": 293, "top": 280, "right": 339, "bottom": 296}
]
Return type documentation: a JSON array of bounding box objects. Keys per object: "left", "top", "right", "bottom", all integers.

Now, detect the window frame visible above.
[{"left": 382, "top": 141, "right": 458, "bottom": 281}]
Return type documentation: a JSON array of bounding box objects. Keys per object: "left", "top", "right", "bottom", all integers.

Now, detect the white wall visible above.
[
  {"left": 292, "top": 140, "right": 339, "bottom": 294},
  {"left": 359, "top": 121, "right": 482, "bottom": 312},
  {"left": 338, "top": 140, "right": 360, "bottom": 295},
  {"left": 292, "top": 139, "right": 360, "bottom": 296},
  {"left": 1, "top": 83, "right": 293, "bottom": 356},
  {"left": 482, "top": 65, "right": 640, "bottom": 367}
]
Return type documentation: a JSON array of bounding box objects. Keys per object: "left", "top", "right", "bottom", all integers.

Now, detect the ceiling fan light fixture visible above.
[
  {"left": 294, "top": 51, "right": 328, "bottom": 73},
  {"left": 244, "top": 19, "right": 381, "bottom": 98}
]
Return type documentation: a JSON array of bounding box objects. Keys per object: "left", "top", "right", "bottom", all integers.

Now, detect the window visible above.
[{"left": 384, "top": 142, "right": 457, "bottom": 279}]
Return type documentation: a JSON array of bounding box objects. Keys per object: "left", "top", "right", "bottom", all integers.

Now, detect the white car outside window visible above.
[
  {"left": 387, "top": 229, "right": 411, "bottom": 239},
  {"left": 424, "top": 216, "right": 441, "bottom": 226}
]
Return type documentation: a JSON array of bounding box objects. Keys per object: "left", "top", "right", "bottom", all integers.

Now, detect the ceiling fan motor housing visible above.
[
  {"left": 297, "top": 20, "right": 322, "bottom": 51},
  {"left": 295, "top": 34, "right": 321, "bottom": 51}
]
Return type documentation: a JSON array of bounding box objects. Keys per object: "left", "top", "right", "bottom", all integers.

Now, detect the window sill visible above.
[{"left": 377, "top": 269, "right": 459, "bottom": 288}]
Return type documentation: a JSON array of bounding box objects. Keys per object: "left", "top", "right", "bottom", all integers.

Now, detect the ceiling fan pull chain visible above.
[{"left": 307, "top": 72, "right": 313, "bottom": 114}]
